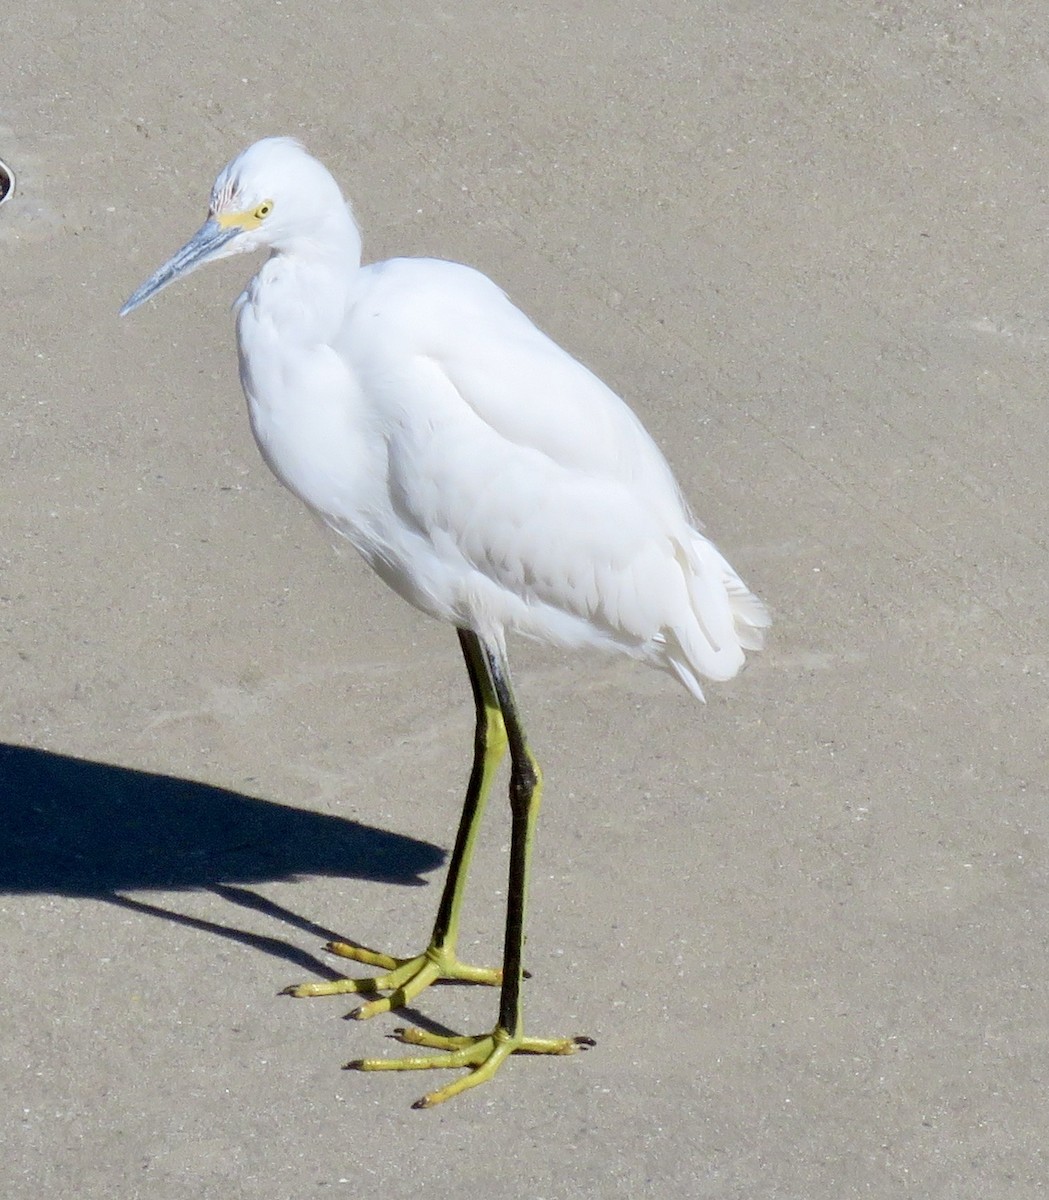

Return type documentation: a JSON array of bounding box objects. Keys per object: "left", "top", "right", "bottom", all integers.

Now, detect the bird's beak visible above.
[{"left": 119, "top": 217, "right": 243, "bottom": 316}]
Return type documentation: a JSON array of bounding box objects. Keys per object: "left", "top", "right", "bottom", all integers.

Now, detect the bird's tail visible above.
[
  {"left": 665, "top": 535, "right": 769, "bottom": 701},
  {"left": 721, "top": 561, "right": 771, "bottom": 652}
]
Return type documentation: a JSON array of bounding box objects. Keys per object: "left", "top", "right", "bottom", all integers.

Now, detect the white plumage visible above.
[
  {"left": 198, "top": 138, "right": 767, "bottom": 696},
  {"left": 121, "top": 136, "right": 768, "bottom": 1107}
]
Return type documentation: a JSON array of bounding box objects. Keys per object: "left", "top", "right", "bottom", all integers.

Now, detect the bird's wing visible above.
[
  {"left": 357, "top": 258, "right": 685, "bottom": 500},
  {"left": 346, "top": 260, "right": 750, "bottom": 671}
]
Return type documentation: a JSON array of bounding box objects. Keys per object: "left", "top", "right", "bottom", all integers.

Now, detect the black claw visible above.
[
  {"left": 343, "top": 1059, "right": 364, "bottom": 1070},
  {"left": 574, "top": 1036, "right": 597, "bottom": 1048}
]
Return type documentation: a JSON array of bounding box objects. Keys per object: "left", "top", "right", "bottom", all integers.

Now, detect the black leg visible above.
[
  {"left": 428, "top": 630, "right": 507, "bottom": 950},
  {"left": 482, "top": 639, "right": 541, "bottom": 1037}
]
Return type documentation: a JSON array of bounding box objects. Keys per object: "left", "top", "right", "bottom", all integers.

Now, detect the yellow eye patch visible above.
[{"left": 215, "top": 199, "right": 275, "bottom": 230}]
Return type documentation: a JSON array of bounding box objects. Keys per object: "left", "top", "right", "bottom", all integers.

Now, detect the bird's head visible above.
[{"left": 120, "top": 137, "right": 354, "bottom": 316}]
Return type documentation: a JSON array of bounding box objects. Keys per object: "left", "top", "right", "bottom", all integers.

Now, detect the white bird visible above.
[{"left": 120, "top": 136, "right": 768, "bottom": 1108}]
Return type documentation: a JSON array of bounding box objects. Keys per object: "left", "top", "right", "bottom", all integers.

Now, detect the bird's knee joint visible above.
[{"left": 509, "top": 756, "right": 542, "bottom": 811}]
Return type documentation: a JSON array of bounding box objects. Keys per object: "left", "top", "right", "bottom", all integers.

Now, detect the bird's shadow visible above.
[
  {"left": 1, "top": 741, "right": 443, "bottom": 896},
  {"left": 1, "top": 741, "right": 457, "bottom": 1021}
]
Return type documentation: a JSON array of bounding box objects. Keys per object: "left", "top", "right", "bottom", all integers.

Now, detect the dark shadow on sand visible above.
[
  {"left": 2, "top": 743, "right": 476, "bottom": 1032},
  {"left": 1, "top": 742, "right": 443, "bottom": 897}
]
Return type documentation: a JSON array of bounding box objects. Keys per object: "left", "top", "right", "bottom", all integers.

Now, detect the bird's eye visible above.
[{"left": 254, "top": 200, "right": 274, "bottom": 220}]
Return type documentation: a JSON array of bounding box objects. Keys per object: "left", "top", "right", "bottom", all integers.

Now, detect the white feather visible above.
[{"left": 133, "top": 137, "right": 770, "bottom": 697}]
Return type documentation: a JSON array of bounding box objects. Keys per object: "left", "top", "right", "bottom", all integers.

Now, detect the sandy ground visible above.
[{"left": 3, "top": 3, "right": 1048, "bottom": 1196}]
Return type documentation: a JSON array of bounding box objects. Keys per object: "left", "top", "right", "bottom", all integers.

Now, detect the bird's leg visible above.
[
  {"left": 282, "top": 629, "right": 506, "bottom": 1014},
  {"left": 347, "top": 637, "right": 593, "bottom": 1108}
]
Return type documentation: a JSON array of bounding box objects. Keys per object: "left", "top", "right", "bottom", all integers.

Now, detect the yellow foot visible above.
[
  {"left": 346, "top": 1026, "right": 596, "bottom": 1108},
  {"left": 280, "top": 941, "right": 501, "bottom": 1019}
]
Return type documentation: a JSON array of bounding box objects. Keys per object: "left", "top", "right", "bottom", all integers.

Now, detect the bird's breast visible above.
[{"left": 236, "top": 312, "right": 383, "bottom": 541}]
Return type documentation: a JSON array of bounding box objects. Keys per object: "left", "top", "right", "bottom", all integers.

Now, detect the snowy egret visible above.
[{"left": 120, "top": 137, "right": 768, "bottom": 1108}]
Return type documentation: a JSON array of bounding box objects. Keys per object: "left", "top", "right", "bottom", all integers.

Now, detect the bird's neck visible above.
[
  {"left": 274, "top": 203, "right": 363, "bottom": 273},
  {"left": 241, "top": 224, "right": 361, "bottom": 348},
  {"left": 247, "top": 208, "right": 363, "bottom": 338}
]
